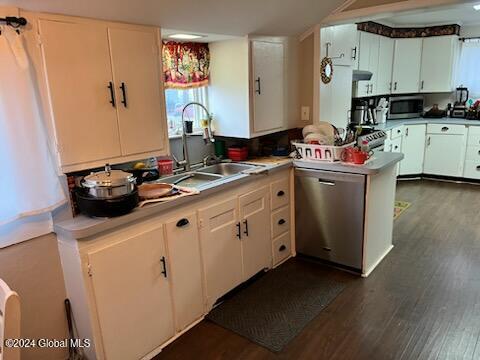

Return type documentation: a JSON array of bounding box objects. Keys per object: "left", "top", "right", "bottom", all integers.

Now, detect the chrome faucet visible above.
[{"left": 179, "top": 102, "right": 214, "bottom": 172}]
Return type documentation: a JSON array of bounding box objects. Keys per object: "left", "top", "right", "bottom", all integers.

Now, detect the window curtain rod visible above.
[{"left": 0, "top": 16, "right": 27, "bottom": 28}]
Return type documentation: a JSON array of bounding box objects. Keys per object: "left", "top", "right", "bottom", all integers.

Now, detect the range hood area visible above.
[{"left": 353, "top": 70, "right": 373, "bottom": 81}]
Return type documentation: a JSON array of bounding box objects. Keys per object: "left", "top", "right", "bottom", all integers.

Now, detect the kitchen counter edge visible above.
[{"left": 54, "top": 161, "right": 292, "bottom": 240}]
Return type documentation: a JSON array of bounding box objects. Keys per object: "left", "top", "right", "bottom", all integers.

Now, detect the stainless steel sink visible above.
[
  {"left": 161, "top": 172, "right": 222, "bottom": 188},
  {"left": 197, "top": 163, "right": 255, "bottom": 176}
]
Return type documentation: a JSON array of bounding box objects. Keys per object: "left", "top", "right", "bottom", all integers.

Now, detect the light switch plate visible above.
[{"left": 301, "top": 106, "right": 310, "bottom": 121}]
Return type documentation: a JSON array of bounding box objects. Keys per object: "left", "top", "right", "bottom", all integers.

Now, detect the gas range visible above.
[{"left": 357, "top": 130, "right": 387, "bottom": 152}]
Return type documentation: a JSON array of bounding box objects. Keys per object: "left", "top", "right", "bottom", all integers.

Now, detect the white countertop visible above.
[
  {"left": 374, "top": 117, "right": 480, "bottom": 131},
  {"left": 293, "top": 152, "right": 404, "bottom": 175},
  {"left": 54, "top": 160, "right": 292, "bottom": 239}
]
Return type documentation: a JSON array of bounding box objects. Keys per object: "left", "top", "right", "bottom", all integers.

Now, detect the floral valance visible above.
[{"left": 162, "top": 41, "right": 210, "bottom": 89}]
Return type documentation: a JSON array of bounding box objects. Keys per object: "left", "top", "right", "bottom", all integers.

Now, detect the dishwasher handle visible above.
[{"left": 318, "top": 179, "right": 335, "bottom": 186}]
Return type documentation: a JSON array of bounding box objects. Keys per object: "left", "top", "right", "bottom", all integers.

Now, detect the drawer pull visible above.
[
  {"left": 278, "top": 219, "right": 286, "bottom": 225},
  {"left": 323, "top": 247, "right": 332, "bottom": 252},
  {"left": 397, "top": 129, "right": 401, "bottom": 134},
  {"left": 279, "top": 245, "right": 286, "bottom": 252},
  {"left": 277, "top": 190, "right": 285, "bottom": 197},
  {"left": 176, "top": 218, "right": 189, "bottom": 227},
  {"left": 441, "top": 127, "right": 449, "bottom": 132},
  {"left": 476, "top": 166, "right": 480, "bottom": 171}
]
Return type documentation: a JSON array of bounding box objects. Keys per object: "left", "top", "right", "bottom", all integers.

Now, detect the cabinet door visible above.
[
  {"left": 198, "top": 197, "right": 242, "bottom": 309},
  {"left": 108, "top": 27, "right": 168, "bottom": 156},
  {"left": 375, "top": 36, "right": 394, "bottom": 96},
  {"left": 400, "top": 125, "right": 426, "bottom": 175},
  {"left": 251, "top": 40, "right": 285, "bottom": 134},
  {"left": 356, "top": 32, "right": 379, "bottom": 97},
  {"left": 420, "top": 36, "right": 458, "bottom": 93},
  {"left": 391, "top": 137, "right": 402, "bottom": 176},
  {"left": 392, "top": 38, "right": 422, "bottom": 94},
  {"left": 87, "top": 226, "right": 174, "bottom": 360},
  {"left": 239, "top": 186, "right": 272, "bottom": 280},
  {"left": 165, "top": 212, "right": 204, "bottom": 332},
  {"left": 331, "top": 24, "right": 359, "bottom": 66},
  {"left": 39, "top": 20, "right": 122, "bottom": 166},
  {"left": 424, "top": 134, "right": 465, "bottom": 176}
]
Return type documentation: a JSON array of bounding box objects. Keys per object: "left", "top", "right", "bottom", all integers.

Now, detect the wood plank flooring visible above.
[{"left": 155, "top": 180, "right": 480, "bottom": 360}]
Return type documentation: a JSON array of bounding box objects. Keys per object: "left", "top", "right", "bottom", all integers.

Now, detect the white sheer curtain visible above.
[
  {"left": 457, "top": 39, "right": 480, "bottom": 98},
  {"left": 0, "top": 25, "right": 66, "bottom": 241}
]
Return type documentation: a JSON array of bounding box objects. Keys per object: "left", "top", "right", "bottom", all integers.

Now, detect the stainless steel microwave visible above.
[{"left": 388, "top": 95, "right": 424, "bottom": 120}]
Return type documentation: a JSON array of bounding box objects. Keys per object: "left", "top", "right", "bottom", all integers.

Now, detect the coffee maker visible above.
[
  {"left": 452, "top": 86, "right": 469, "bottom": 118},
  {"left": 352, "top": 99, "right": 376, "bottom": 125}
]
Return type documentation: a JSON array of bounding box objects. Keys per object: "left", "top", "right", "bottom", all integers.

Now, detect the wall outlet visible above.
[{"left": 301, "top": 106, "right": 310, "bottom": 121}]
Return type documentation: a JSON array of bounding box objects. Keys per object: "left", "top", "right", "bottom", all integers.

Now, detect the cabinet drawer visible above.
[
  {"left": 390, "top": 126, "right": 403, "bottom": 140},
  {"left": 271, "top": 206, "right": 290, "bottom": 239},
  {"left": 465, "top": 146, "right": 480, "bottom": 161},
  {"left": 270, "top": 178, "right": 290, "bottom": 210},
  {"left": 463, "top": 160, "right": 480, "bottom": 180},
  {"left": 427, "top": 124, "right": 466, "bottom": 135},
  {"left": 467, "top": 135, "right": 480, "bottom": 147},
  {"left": 468, "top": 126, "right": 480, "bottom": 136},
  {"left": 273, "top": 232, "right": 291, "bottom": 266}
]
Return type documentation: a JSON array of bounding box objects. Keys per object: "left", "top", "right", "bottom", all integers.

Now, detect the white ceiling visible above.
[
  {"left": 0, "top": 0, "right": 346, "bottom": 36},
  {"left": 379, "top": 3, "right": 480, "bottom": 27}
]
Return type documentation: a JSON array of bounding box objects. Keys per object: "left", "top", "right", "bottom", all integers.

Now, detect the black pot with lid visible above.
[{"left": 76, "top": 164, "right": 139, "bottom": 217}]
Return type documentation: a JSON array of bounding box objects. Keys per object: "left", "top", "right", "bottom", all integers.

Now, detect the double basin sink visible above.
[{"left": 160, "top": 162, "right": 256, "bottom": 189}]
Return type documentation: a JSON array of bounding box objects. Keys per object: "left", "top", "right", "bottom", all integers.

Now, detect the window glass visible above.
[{"left": 165, "top": 86, "right": 208, "bottom": 136}]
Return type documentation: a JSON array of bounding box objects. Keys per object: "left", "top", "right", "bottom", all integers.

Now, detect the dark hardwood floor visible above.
[{"left": 156, "top": 179, "right": 480, "bottom": 360}]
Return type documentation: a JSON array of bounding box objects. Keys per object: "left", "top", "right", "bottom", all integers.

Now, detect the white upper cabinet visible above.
[
  {"left": 209, "top": 37, "right": 287, "bottom": 138},
  {"left": 39, "top": 20, "right": 122, "bottom": 167},
  {"left": 356, "top": 32, "right": 379, "bottom": 97},
  {"left": 38, "top": 18, "right": 168, "bottom": 172},
  {"left": 375, "top": 36, "right": 394, "bottom": 96},
  {"left": 420, "top": 36, "right": 459, "bottom": 93},
  {"left": 108, "top": 27, "right": 168, "bottom": 157},
  {"left": 322, "top": 24, "right": 359, "bottom": 67},
  {"left": 251, "top": 40, "right": 285, "bottom": 134},
  {"left": 391, "top": 38, "right": 423, "bottom": 94}
]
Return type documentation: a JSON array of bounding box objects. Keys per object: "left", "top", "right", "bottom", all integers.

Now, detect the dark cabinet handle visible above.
[
  {"left": 279, "top": 245, "right": 286, "bottom": 252},
  {"left": 394, "top": 82, "right": 397, "bottom": 91},
  {"left": 421, "top": 80, "right": 424, "bottom": 90},
  {"left": 120, "top": 82, "right": 127, "bottom": 107},
  {"left": 351, "top": 46, "right": 357, "bottom": 60},
  {"left": 255, "top": 77, "right": 261, "bottom": 95},
  {"left": 176, "top": 218, "right": 189, "bottom": 227},
  {"left": 278, "top": 219, "right": 286, "bottom": 225},
  {"left": 441, "top": 127, "right": 449, "bottom": 132},
  {"left": 243, "top": 219, "right": 249, "bottom": 236},
  {"left": 397, "top": 129, "right": 401, "bottom": 134},
  {"left": 476, "top": 166, "right": 480, "bottom": 171},
  {"left": 107, "top": 81, "right": 116, "bottom": 107},
  {"left": 478, "top": 150, "right": 480, "bottom": 155},
  {"left": 160, "top": 256, "right": 167, "bottom": 278},
  {"left": 277, "top": 190, "right": 285, "bottom": 197},
  {"left": 236, "top": 222, "right": 241, "bottom": 240}
]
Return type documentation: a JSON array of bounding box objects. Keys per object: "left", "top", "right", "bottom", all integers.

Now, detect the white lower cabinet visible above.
[
  {"left": 399, "top": 125, "right": 426, "bottom": 175},
  {"left": 463, "top": 126, "right": 480, "bottom": 180},
  {"left": 424, "top": 134, "right": 466, "bottom": 177},
  {"left": 61, "top": 170, "right": 291, "bottom": 359},
  {"left": 164, "top": 212, "right": 204, "bottom": 332},
  {"left": 239, "top": 186, "right": 272, "bottom": 280},
  {"left": 198, "top": 197, "right": 243, "bottom": 309},
  {"left": 87, "top": 226, "right": 174, "bottom": 360}
]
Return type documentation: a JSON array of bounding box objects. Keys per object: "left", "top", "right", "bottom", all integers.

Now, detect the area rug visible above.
[
  {"left": 394, "top": 200, "right": 411, "bottom": 220},
  {"left": 206, "top": 259, "right": 346, "bottom": 352}
]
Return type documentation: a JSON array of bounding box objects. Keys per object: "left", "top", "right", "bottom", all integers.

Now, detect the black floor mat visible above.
[{"left": 206, "top": 258, "right": 346, "bottom": 352}]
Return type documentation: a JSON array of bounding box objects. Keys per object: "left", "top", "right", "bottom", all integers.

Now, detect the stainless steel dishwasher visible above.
[{"left": 295, "top": 167, "right": 366, "bottom": 271}]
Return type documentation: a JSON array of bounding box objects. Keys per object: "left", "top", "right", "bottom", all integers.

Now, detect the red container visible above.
[
  {"left": 157, "top": 158, "right": 174, "bottom": 175},
  {"left": 227, "top": 146, "right": 248, "bottom": 161}
]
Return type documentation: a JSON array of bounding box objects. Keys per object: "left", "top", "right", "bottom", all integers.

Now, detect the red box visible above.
[{"left": 227, "top": 146, "right": 248, "bottom": 161}]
